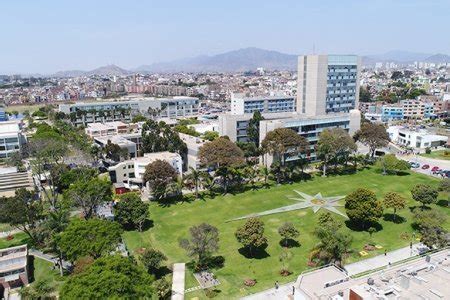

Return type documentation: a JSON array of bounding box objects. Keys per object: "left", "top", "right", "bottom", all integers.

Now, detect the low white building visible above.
[
  {"left": 0, "top": 245, "right": 29, "bottom": 299},
  {"left": 85, "top": 121, "right": 133, "bottom": 138},
  {"left": 179, "top": 133, "right": 206, "bottom": 170},
  {"left": 0, "top": 121, "right": 26, "bottom": 158},
  {"left": 387, "top": 126, "right": 448, "bottom": 149},
  {"left": 108, "top": 151, "right": 182, "bottom": 189}
]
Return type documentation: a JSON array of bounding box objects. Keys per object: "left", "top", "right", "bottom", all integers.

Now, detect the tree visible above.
[
  {"left": 316, "top": 129, "right": 335, "bottom": 177},
  {"left": 0, "top": 188, "right": 43, "bottom": 245},
  {"left": 131, "top": 114, "right": 147, "bottom": 123},
  {"left": 104, "top": 140, "right": 127, "bottom": 161},
  {"left": 314, "top": 224, "right": 352, "bottom": 266},
  {"left": 261, "top": 128, "right": 309, "bottom": 167},
  {"left": 115, "top": 193, "right": 149, "bottom": 231},
  {"left": 154, "top": 278, "right": 171, "bottom": 300},
  {"left": 412, "top": 208, "right": 446, "bottom": 230},
  {"left": 60, "top": 255, "right": 154, "bottom": 299},
  {"left": 235, "top": 218, "right": 268, "bottom": 257},
  {"left": 202, "top": 131, "right": 219, "bottom": 141},
  {"left": 179, "top": 223, "right": 219, "bottom": 267},
  {"left": 143, "top": 160, "right": 178, "bottom": 200},
  {"left": 58, "top": 218, "right": 123, "bottom": 262},
  {"left": 140, "top": 248, "right": 167, "bottom": 274},
  {"left": 354, "top": 123, "right": 389, "bottom": 158},
  {"left": 258, "top": 165, "right": 270, "bottom": 188},
  {"left": 383, "top": 192, "right": 406, "bottom": 221},
  {"left": 141, "top": 120, "right": 187, "bottom": 156},
  {"left": 183, "top": 167, "right": 206, "bottom": 198},
  {"left": 65, "top": 177, "right": 112, "bottom": 219},
  {"left": 278, "top": 222, "right": 300, "bottom": 247},
  {"left": 317, "top": 212, "right": 342, "bottom": 232},
  {"left": 411, "top": 184, "right": 438, "bottom": 210},
  {"left": 376, "top": 154, "right": 410, "bottom": 175},
  {"left": 27, "top": 137, "right": 68, "bottom": 210},
  {"left": 247, "top": 110, "right": 264, "bottom": 146},
  {"left": 359, "top": 86, "right": 372, "bottom": 102},
  {"left": 20, "top": 278, "right": 55, "bottom": 300},
  {"left": 345, "top": 188, "right": 383, "bottom": 230},
  {"left": 198, "top": 137, "right": 244, "bottom": 193},
  {"left": 420, "top": 226, "right": 448, "bottom": 249}
]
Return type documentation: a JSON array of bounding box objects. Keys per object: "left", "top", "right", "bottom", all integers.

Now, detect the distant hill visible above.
[
  {"left": 362, "top": 50, "right": 450, "bottom": 66},
  {"left": 51, "top": 64, "right": 129, "bottom": 77},
  {"left": 424, "top": 53, "right": 450, "bottom": 63},
  {"left": 135, "top": 47, "right": 298, "bottom": 73}
]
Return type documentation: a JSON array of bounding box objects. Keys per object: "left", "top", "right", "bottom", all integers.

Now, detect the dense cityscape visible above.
[{"left": 1, "top": 1, "right": 450, "bottom": 300}]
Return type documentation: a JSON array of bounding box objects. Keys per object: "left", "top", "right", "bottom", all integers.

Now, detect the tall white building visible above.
[{"left": 297, "top": 55, "right": 360, "bottom": 116}]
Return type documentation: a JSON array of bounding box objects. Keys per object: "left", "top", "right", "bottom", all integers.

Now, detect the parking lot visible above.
[{"left": 400, "top": 154, "right": 450, "bottom": 178}]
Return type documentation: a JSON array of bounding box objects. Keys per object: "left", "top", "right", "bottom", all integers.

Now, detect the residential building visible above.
[
  {"left": 108, "top": 152, "right": 183, "bottom": 189},
  {"left": 0, "top": 121, "right": 26, "bottom": 158},
  {"left": 230, "top": 94, "right": 296, "bottom": 115},
  {"left": 297, "top": 55, "right": 360, "bottom": 116},
  {"left": 260, "top": 110, "right": 361, "bottom": 165},
  {"left": 0, "top": 245, "right": 29, "bottom": 299},
  {"left": 387, "top": 126, "right": 448, "bottom": 148},
  {"left": 59, "top": 96, "right": 200, "bottom": 126},
  {"left": 401, "top": 99, "right": 434, "bottom": 119},
  {"left": 94, "top": 132, "right": 142, "bottom": 158},
  {"left": 381, "top": 105, "right": 404, "bottom": 122}
]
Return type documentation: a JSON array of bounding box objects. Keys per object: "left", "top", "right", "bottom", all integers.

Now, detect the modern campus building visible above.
[
  {"left": 400, "top": 99, "right": 434, "bottom": 119},
  {"left": 297, "top": 55, "right": 360, "bottom": 116},
  {"left": 0, "top": 245, "right": 29, "bottom": 299},
  {"left": 0, "top": 121, "right": 26, "bottom": 158},
  {"left": 230, "top": 94, "right": 296, "bottom": 115},
  {"left": 260, "top": 110, "right": 361, "bottom": 165},
  {"left": 108, "top": 151, "right": 183, "bottom": 189},
  {"left": 59, "top": 96, "right": 200, "bottom": 126},
  {"left": 387, "top": 126, "right": 448, "bottom": 149}
]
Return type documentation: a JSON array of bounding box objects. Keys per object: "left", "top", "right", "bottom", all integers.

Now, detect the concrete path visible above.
[
  {"left": 29, "top": 249, "right": 72, "bottom": 270},
  {"left": 171, "top": 263, "right": 185, "bottom": 300},
  {"left": 240, "top": 243, "right": 424, "bottom": 300},
  {"left": 344, "top": 243, "right": 422, "bottom": 276}
]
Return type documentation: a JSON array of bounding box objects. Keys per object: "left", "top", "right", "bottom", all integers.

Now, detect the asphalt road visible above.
[{"left": 400, "top": 154, "right": 450, "bottom": 178}]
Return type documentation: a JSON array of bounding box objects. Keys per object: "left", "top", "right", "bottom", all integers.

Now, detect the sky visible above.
[{"left": 1, "top": 0, "right": 449, "bottom": 74}]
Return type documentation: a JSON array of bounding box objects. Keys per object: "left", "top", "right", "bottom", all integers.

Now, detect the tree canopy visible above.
[
  {"left": 235, "top": 217, "right": 268, "bottom": 256},
  {"left": 354, "top": 123, "right": 389, "bottom": 158},
  {"left": 143, "top": 160, "right": 179, "bottom": 200},
  {"left": 58, "top": 218, "right": 123, "bottom": 262},
  {"left": 198, "top": 137, "right": 244, "bottom": 168},
  {"left": 376, "top": 154, "right": 410, "bottom": 175},
  {"left": 60, "top": 255, "right": 154, "bottom": 299},
  {"left": 261, "top": 128, "right": 309, "bottom": 166},
  {"left": 179, "top": 223, "right": 219, "bottom": 267},
  {"left": 411, "top": 184, "right": 438, "bottom": 209},
  {"left": 141, "top": 120, "right": 187, "bottom": 155},
  {"left": 345, "top": 188, "right": 383, "bottom": 229},
  {"left": 115, "top": 192, "right": 149, "bottom": 231}
]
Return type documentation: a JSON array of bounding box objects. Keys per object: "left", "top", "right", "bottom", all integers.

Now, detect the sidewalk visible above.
[{"left": 241, "top": 243, "right": 423, "bottom": 300}]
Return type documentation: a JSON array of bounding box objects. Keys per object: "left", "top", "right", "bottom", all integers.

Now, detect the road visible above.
[{"left": 400, "top": 153, "right": 450, "bottom": 178}]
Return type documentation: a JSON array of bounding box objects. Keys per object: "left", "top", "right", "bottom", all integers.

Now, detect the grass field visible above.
[
  {"left": 32, "top": 257, "right": 65, "bottom": 289},
  {"left": 420, "top": 150, "right": 450, "bottom": 161},
  {"left": 122, "top": 168, "right": 449, "bottom": 299},
  {"left": 5, "top": 104, "right": 45, "bottom": 114}
]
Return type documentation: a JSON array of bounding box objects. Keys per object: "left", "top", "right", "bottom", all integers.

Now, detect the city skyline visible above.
[{"left": 1, "top": 0, "right": 450, "bottom": 74}]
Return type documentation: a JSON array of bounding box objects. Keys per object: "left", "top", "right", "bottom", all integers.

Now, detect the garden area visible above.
[
  {"left": 420, "top": 149, "right": 450, "bottom": 161},
  {"left": 122, "top": 167, "right": 450, "bottom": 299}
]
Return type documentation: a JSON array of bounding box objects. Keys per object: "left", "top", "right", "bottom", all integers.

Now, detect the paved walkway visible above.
[
  {"left": 29, "top": 249, "right": 72, "bottom": 270},
  {"left": 344, "top": 242, "right": 421, "bottom": 276},
  {"left": 171, "top": 263, "right": 185, "bottom": 300},
  {"left": 241, "top": 243, "right": 424, "bottom": 300}
]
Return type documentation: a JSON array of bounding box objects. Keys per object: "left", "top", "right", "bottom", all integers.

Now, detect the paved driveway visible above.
[{"left": 400, "top": 154, "right": 450, "bottom": 178}]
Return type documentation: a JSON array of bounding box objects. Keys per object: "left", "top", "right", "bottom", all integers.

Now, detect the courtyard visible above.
[{"left": 122, "top": 168, "right": 450, "bottom": 299}]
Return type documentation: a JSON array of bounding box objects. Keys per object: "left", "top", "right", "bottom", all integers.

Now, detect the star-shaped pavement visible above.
[{"left": 227, "top": 190, "right": 347, "bottom": 222}]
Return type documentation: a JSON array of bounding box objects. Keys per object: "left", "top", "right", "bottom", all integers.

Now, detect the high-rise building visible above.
[{"left": 297, "top": 55, "right": 360, "bottom": 116}]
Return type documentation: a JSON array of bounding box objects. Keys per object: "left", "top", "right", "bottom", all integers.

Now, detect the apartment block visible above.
[
  {"left": 0, "top": 121, "right": 26, "bottom": 158},
  {"left": 297, "top": 55, "right": 360, "bottom": 116}
]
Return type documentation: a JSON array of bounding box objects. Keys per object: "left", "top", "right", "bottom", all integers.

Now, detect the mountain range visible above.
[{"left": 50, "top": 48, "right": 450, "bottom": 77}]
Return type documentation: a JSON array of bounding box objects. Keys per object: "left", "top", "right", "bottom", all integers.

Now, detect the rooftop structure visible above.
[
  {"left": 294, "top": 249, "right": 450, "bottom": 299},
  {"left": 0, "top": 244, "right": 29, "bottom": 299}
]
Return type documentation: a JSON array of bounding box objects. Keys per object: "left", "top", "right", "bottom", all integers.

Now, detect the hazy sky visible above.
[{"left": 1, "top": 0, "right": 449, "bottom": 74}]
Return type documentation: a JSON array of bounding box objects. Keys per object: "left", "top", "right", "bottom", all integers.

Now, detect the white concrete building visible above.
[
  {"left": 179, "top": 133, "right": 206, "bottom": 170},
  {"left": 231, "top": 94, "right": 296, "bottom": 115},
  {"left": 0, "top": 245, "right": 29, "bottom": 299},
  {"left": 0, "top": 121, "right": 26, "bottom": 158},
  {"left": 108, "top": 152, "right": 182, "bottom": 189},
  {"left": 387, "top": 126, "right": 448, "bottom": 149},
  {"left": 85, "top": 121, "right": 133, "bottom": 138}
]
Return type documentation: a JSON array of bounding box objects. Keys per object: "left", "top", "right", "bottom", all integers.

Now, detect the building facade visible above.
[
  {"left": 108, "top": 152, "right": 183, "bottom": 188},
  {"left": 59, "top": 96, "right": 200, "bottom": 126},
  {"left": 231, "top": 94, "right": 296, "bottom": 115},
  {"left": 0, "top": 245, "right": 29, "bottom": 299},
  {"left": 0, "top": 121, "right": 26, "bottom": 158},
  {"left": 381, "top": 105, "right": 404, "bottom": 122},
  {"left": 401, "top": 99, "right": 434, "bottom": 119},
  {"left": 387, "top": 126, "right": 448, "bottom": 148},
  {"left": 260, "top": 110, "right": 361, "bottom": 165},
  {"left": 297, "top": 55, "right": 360, "bottom": 116}
]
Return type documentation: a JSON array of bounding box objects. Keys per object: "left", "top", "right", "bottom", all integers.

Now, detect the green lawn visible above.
[
  {"left": 32, "top": 257, "right": 64, "bottom": 288},
  {"left": 122, "top": 168, "right": 449, "bottom": 299},
  {"left": 0, "top": 232, "right": 30, "bottom": 249},
  {"left": 420, "top": 150, "right": 450, "bottom": 161}
]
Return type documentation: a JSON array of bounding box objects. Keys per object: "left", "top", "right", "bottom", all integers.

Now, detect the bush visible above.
[{"left": 425, "top": 147, "right": 431, "bottom": 154}]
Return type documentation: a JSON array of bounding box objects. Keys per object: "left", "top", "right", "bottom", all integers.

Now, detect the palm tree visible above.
[
  {"left": 184, "top": 167, "right": 203, "bottom": 198},
  {"left": 258, "top": 165, "right": 270, "bottom": 188}
]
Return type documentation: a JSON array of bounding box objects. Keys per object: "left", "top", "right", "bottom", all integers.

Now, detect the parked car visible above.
[
  {"left": 444, "top": 170, "right": 450, "bottom": 178},
  {"left": 431, "top": 166, "right": 440, "bottom": 173},
  {"left": 409, "top": 162, "right": 420, "bottom": 168},
  {"left": 421, "top": 164, "right": 430, "bottom": 170}
]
